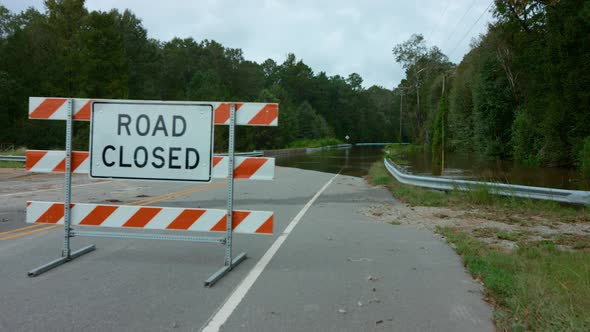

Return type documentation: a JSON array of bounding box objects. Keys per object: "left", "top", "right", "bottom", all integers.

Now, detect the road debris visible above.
[
  {"left": 347, "top": 257, "right": 373, "bottom": 262},
  {"left": 367, "top": 275, "right": 381, "bottom": 282}
]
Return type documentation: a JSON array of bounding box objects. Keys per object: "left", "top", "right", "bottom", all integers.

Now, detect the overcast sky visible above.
[{"left": 3, "top": 0, "right": 495, "bottom": 88}]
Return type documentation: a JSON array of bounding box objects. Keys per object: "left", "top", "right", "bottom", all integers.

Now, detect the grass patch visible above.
[
  {"left": 367, "top": 161, "right": 448, "bottom": 207},
  {"left": 367, "top": 159, "right": 392, "bottom": 185},
  {"left": 554, "top": 234, "right": 590, "bottom": 250},
  {"left": 287, "top": 138, "right": 344, "bottom": 149},
  {"left": 0, "top": 160, "right": 24, "bottom": 168},
  {"left": 0, "top": 147, "right": 26, "bottom": 155},
  {"left": 367, "top": 160, "right": 590, "bottom": 222},
  {"left": 495, "top": 229, "right": 522, "bottom": 242},
  {"left": 437, "top": 226, "right": 590, "bottom": 331},
  {"left": 472, "top": 227, "right": 501, "bottom": 238},
  {"left": 471, "top": 227, "right": 528, "bottom": 242}
]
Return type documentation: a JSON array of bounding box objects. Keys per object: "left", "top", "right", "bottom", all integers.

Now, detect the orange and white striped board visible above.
[
  {"left": 25, "top": 150, "right": 275, "bottom": 180},
  {"left": 26, "top": 201, "right": 273, "bottom": 235},
  {"left": 29, "top": 97, "right": 278, "bottom": 126}
]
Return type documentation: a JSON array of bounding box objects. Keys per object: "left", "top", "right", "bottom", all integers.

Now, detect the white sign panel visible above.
[{"left": 90, "top": 102, "right": 214, "bottom": 182}]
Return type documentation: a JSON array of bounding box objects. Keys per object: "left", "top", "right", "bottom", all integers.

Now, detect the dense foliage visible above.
[
  {"left": 0, "top": 0, "right": 398, "bottom": 152},
  {"left": 393, "top": 0, "right": 590, "bottom": 170}
]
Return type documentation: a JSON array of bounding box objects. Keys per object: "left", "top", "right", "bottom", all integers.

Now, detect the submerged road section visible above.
[{"left": 0, "top": 165, "right": 493, "bottom": 331}]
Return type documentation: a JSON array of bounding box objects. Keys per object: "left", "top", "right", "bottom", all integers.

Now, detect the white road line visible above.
[
  {"left": 201, "top": 173, "right": 339, "bottom": 332},
  {"left": 0, "top": 181, "right": 113, "bottom": 197}
]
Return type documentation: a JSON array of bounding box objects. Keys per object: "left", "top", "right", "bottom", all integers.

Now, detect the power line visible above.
[
  {"left": 441, "top": 0, "right": 479, "bottom": 49},
  {"left": 448, "top": 1, "right": 493, "bottom": 56},
  {"left": 427, "top": 0, "right": 451, "bottom": 42}
]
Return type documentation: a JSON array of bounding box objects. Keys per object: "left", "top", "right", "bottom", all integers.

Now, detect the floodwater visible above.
[
  {"left": 276, "top": 146, "right": 589, "bottom": 190},
  {"left": 400, "top": 150, "right": 588, "bottom": 191},
  {"left": 276, "top": 146, "right": 384, "bottom": 178}
]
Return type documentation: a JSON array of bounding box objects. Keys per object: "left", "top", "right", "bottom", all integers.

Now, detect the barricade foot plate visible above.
[
  {"left": 204, "top": 252, "right": 247, "bottom": 287},
  {"left": 27, "top": 244, "right": 96, "bottom": 277}
]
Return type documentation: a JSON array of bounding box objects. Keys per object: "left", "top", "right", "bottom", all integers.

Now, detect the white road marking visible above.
[
  {"left": 201, "top": 173, "right": 339, "bottom": 332},
  {"left": 0, "top": 181, "right": 113, "bottom": 197}
]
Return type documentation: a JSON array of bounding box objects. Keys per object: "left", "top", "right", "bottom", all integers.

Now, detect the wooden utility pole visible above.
[
  {"left": 441, "top": 74, "right": 446, "bottom": 170},
  {"left": 399, "top": 91, "right": 403, "bottom": 142}
]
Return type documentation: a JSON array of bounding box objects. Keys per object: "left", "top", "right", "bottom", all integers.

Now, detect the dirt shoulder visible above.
[
  {"left": 364, "top": 161, "right": 590, "bottom": 251},
  {"left": 360, "top": 202, "right": 590, "bottom": 251}
]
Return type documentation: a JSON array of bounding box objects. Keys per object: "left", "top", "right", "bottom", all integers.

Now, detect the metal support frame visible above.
[
  {"left": 28, "top": 101, "right": 249, "bottom": 284},
  {"left": 204, "top": 252, "right": 247, "bottom": 287},
  {"left": 71, "top": 231, "right": 225, "bottom": 244},
  {"left": 63, "top": 98, "right": 73, "bottom": 258},
  {"left": 28, "top": 245, "right": 96, "bottom": 277},
  {"left": 225, "top": 102, "right": 236, "bottom": 267},
  {"left": 28, "top": 99, "right": 96, "bottom": 277},
  {"left": 205, "top": 102, "right": 247, "bottom": 287}
]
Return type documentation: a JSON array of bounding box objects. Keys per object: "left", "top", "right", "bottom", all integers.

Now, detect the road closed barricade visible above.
[
  {"left": 25, "top": 151, "right": 275, "bottom": 180},
  {"left": 26, "top": 97, "right": 278, "bottom": 286}
]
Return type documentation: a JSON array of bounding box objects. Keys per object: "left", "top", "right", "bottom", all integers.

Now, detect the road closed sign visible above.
[{"left": 90, "top": 102, "right": 214, "bottom": 182}]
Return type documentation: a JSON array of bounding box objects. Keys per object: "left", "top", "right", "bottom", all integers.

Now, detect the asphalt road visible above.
[{"left": 0, "top": 166, "right": 493, "bottom": 331}]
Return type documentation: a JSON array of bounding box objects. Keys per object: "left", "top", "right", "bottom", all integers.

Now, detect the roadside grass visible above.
[
  {"left": 554, "top": 233, "right": 590, "bottom": 250},
  {"left": 287, "top": 138, "right": 344, "bottom": 149},
  {"left": 367, "top": 161, "right": 590, "bottom": 222},
  {"left": 0, "top": 160, "right": 24, "bottom": 168},
  {"left": 0, "top": 147, "right": 27, "bottom": 155},
  {"left": 437, "top": 226, "right": 590, "bottom": 331},
  {"left": 367, "top": 160, "right": 448, "bottom": 206},
  {"left": 471, "top": 227, "right": 529, "bottom": 242}
]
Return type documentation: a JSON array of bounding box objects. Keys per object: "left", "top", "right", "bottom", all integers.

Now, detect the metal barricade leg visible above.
[
  {"left": 28, "top": 98, "right": 95, "bottom": 277},
  {"left": 205, "top": 102, "right": 247, "bottom": 287}
]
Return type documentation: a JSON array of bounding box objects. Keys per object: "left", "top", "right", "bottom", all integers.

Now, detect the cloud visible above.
[{"left": 2, "top": 0, "right": 494, "bottom": 88}]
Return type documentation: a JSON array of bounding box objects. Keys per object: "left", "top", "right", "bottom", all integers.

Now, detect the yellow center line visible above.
[
  {"left": 129, "top": 180, "right": 228, "bottom": 206},
  {"left": 0, "top": 223, "right": 45, "bottom": 236},
  {"left": 2, "top": 180, "right": 228, "bottom": 241},
  {"left": 0, "top": 225, "right": 59, "bottom": 241}
]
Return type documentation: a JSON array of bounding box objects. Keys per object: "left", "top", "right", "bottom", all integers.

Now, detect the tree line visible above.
[
  {"left": 0, "top": 0, "right": 398, "bottom": 152},
  {"left": 392, "top": 0, "right": 590, "bottom": 174}
]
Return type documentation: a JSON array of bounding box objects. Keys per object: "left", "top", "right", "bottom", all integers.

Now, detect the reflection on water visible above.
[
  {"left": 276, "top": 146, "right": 384, "bottom": 177},
  {"left": 402, "top": 150, "right": 588, "bottom": 190},
  {"left": 276, "top": 146, "right": 588, "bottom": 190}
]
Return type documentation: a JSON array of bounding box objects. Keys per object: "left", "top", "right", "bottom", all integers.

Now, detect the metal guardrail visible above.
[
  {"left": 384, "top": 158, "right": 590, "bottom": 205},
  {"left": 354, "top": 142, "right": 409, "bottom": 146},
  {"left": 0, "top": 155, "right": 25, "bottom": 162},
  {"left": 305, "top": 144, "right": 352, "bottom": 153},
  {"left": 217, "top": 151, "right": 264, "bottom": 157}
]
